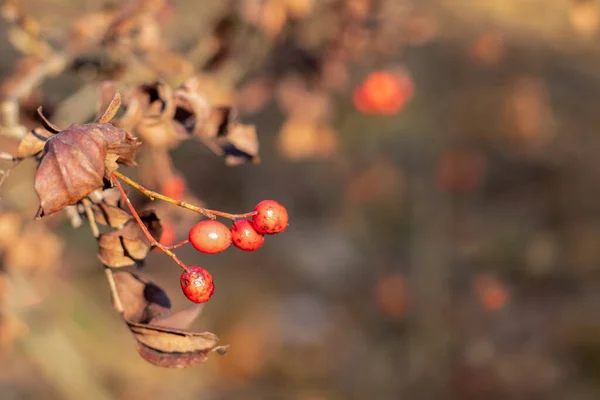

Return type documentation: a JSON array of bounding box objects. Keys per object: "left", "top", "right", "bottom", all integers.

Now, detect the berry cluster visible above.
[{"left": 179, "top": 200, "right": 288, "bottom": 303}]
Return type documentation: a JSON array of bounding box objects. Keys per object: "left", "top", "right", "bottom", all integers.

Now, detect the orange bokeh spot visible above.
[
  {"left": 160, "top": 175, "right": 186, "bottom": 201},
  {"left": 158, "top": 222, "right": 176, "bottom": 247},
  {"left": 473, "top": 274, "right": 509, "bottom": 311},
  {"left": 353, "top": 70, "right": 414, "bottom": 115}
]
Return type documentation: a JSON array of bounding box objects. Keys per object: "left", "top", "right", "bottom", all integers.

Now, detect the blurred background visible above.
[{"left": 1, "top": 0, "right": 600, "bottom": 399}]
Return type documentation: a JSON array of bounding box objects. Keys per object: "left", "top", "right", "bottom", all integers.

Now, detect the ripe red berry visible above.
[
  {"left": 189, "top": 220, "right": 232, "bottom": 254},
  {"left": 231, "top": 219, "right": 265, "bottom": 251},
  {"left": 180, "top": 266, "right": 214, "bottom": 303},
  {"left": 251, "top": 200, "right": 288, "bottom": 234}
]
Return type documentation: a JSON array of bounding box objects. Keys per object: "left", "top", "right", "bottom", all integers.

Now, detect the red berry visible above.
[
  {"left": 231, "top": 220, "right": 265, "bottom": 251},
  {"left": 189, "top": 220, "right": 232, "bottom": 254},
  {"left": 180, "top": 266, "right": 214, "bottom": 303},
  {"left": 251, "top": 200, "right": 288, "bottom": 234}
]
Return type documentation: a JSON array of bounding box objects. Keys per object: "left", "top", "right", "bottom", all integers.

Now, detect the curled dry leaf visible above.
[
  {"left": 173, "top": 77, "right": 212, "bottom": 137},
  {"left": 15, "top": 127, "right": 51, "bottom": 159},
  {"left": 98, "top": 210, "right": 162, "bottom": 268},
  {"left": 110, "top": 271, "right": 227, "bottom": 368},
  {"left": 92, "top": 188, "right": 131, "bottom": 227},
  {"left": 117, "top": 82, "right": 183, "bottom": 149},
  {"left": 197, "top": 106, "right": 260, "bottom": 165},
  {"left": 34, "top": 120, "right": 141, "bottom": 218}
]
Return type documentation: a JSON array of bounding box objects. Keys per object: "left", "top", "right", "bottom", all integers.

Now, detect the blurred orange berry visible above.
[
  {"left": 160, "top": 175, "right": 186, "bottom": 201},
  {"left": 353, "top": 70, "right": 414, "bottom": 115},
  {"left": 473, "top": 274, "right": 509, "bottom": 311},
  {"left": 159, "top": 222, "right": 176, "bottom": 247}
]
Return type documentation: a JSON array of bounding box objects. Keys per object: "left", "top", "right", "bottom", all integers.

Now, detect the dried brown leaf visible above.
[
  {"left": 96, "top": 91, "right": 121, "bottom": 123},
  {"left": 121, "top": 82, "right": 183, "bottom": 148},
  {"left": 135, "top": 341, "right": 228, "bottom": 368},
  {"left": 128, "top": 322, "right": 218, "bottom": 353},
  {"left": 193, "top": 105, "right": 260, "bottom": 165},
  {"left": 15, "top": 127, "right": 51, "bottom": 159},
  {"left": 110, "top": 271, "right": 227, "bottom": 368},
  {"left": 172, "top": 79, "right": 212, "bottom": 137},
  {"left": 112, "top": 270, "right": 170, "bottom": 322},
  {"left": 97, "top": 210, "right": 162, "bottom": 267},
  {"left": 92, "top": 201, "right": 131, "bottom": 227},
  {"left": 33, "top": 122, "right": 141, "bottom": 218},
  {"left": 150, "top": 304, "right": 204, "bottom": 330}
]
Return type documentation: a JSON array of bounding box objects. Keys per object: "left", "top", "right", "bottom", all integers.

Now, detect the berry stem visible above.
[
  {"left": 112, "top": 171, "right": 257, "bottom": 221},
  {"left": 164, "top": 239, "right": 190, "bottom": 250},
  {"left": 112, "top": 174, "right": 189, "bottom": 272},
  {"left": 113, "top": 170, "right": 216, "bottom": 219}
]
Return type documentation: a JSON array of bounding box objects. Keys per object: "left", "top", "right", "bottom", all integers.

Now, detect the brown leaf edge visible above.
[{"left": 106, "top": 269, "right": 227, "bottom": 368}]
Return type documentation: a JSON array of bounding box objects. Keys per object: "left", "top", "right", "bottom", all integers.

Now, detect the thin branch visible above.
[
  {"left": 104, "top": 267, "right": 124, "bottom": 314},
  {"left": 82, "top": 199, "right": 99, "bottom": 238},
  {"left": 112, "top": 175, "right": 189, "bottom": 272},
  {"left": 112, "top": 171, "right": 257, "bottom": 221},
  {"left": 164, "top": 239, "right": 189, "bottom": 250}
]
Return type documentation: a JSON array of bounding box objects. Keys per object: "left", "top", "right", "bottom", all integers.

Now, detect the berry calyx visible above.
[
  {"left": 180, "top": 266, "right": 214, "bottom": 303},
  {"left": 189, "top": 220, "right": 232, "bottom": 254},
  {"left": 251, "top": 200, "right": 288, "bottom": 234},
  {"left": 231, "top": 219, "right": 265, "bottom": 251}
]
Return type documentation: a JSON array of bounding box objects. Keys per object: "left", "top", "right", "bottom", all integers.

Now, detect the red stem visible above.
[
  {"left": 112, "top": 175, "right": 189, "bottom": 272},
  {"left": 164, "top": 239, "right": 190, "bottom": 250}
]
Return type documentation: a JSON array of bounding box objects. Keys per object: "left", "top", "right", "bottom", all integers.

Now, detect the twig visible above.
[
  {"left": 112, "top": 170, "right": 257, "bottom": 221},
  {"left": 164, "top": 239, "right": 189, "bottom": 250},
  {"left": 111, "top": 175, "right": 189, "bottom": 272},
  {"left": 82, "top": 199, "right": 99, "bottom": 238},
  {"left": 104, "top": 267, "right": 124, "bottom": 314}
]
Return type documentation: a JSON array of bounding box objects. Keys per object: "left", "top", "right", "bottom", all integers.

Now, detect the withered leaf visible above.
[
  {"left": 92, "top": 201, "right": 131, "bottom": 227},
  {"left": 221, "top": 123, "right": 261, "bottom": 166},
  {"left": 98, "top": 210, "right": 162, "bottom": 268},
  {"left": 128, "top": 322, "right": 218, "bottom": 353},
  {"left": 194, "top": 105, "right": 260, "bottom": 165},
  {"left": 34, "top": 122, "right": 141, "bottom": 218},
  {"left": 92, "top": 187, "right": 130, "bottom": 227},
  {"left": 15, "top": 127, "right": 52, "bottom": 159},
  {"left": 135, "top": 341, "right": 228, "bottom": 369},
  {"left": 122, "top": 82, "right": 183, "bottom": 149},
  {"left": 150, "top": 304, "right": 204, "bottom": 330},
  {"left": 172, "top": 77, "right": 212, "bottom": 137},
  {"left": 110, "top": 271, "right": 227, "bottom": 368},
  {"left": 96, "top": 91, "right": 122, "bottom": 123},
  {"left": 112, "top": 270, "right": 170, "bottom": 322}
]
